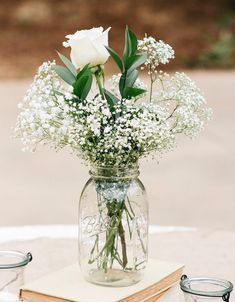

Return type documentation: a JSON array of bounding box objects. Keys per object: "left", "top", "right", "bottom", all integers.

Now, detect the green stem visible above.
[
  {"left": 149, "top": 66, "right": 154, "bottom": 102},
  {"left": 118, "top": 220, "right": 128, "bottom": 268},
  {"left": 95, "top": 67, "right": 105, "bottom": 99},
  {"left": 149, "top": 77, "right": 153, "bottom": 102},
  {"left": 88, "top": 184, "right": 146, "bottom": 272},
  {"left": 88, "top": 227, "right": 117, "bottom": 264}
]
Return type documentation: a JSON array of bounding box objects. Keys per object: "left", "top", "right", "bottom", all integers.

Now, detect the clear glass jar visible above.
[
  {"left": 78, "top": 164, "right": 148, "bottom": 287},
  {"left": 0, "top": 250, "right": 32, "bottom": 301},
  {"left": 180, "top": 275, "right": 233, "bottom": 302}
]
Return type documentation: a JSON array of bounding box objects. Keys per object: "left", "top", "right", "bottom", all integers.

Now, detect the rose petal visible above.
[
  {"left": 70, "top": 37, "right": 100, "bottom": 68},
  {"left": 91, "top": 27, "right": 111, "bottom": 64},
  {"left": 86, "top": 27, "right": 104, "bottom": 40},
  {"left": 62, "top": 41, "right": 69, "bottom": 48},
  {"left": 65, "top": 31, "right": 85, "bottom": 40}
]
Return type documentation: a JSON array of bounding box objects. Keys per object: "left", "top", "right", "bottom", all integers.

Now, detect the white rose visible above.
[{"left": 63, "top": 27, "right": 111, "bottom": 69}]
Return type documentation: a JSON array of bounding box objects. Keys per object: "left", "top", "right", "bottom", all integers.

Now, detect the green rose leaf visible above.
[
  {"left": 73, "top": 76, "right": 92, "bottom": 101},
  {"left": 57, "top": 51, "right": 77, "bottom": 77},
  {"left": 81, "top": 75, "right": 92, "bottom": 100},
  {"left": 73, "top": 64, "right": 92, "bottom": 100},
  {"left": 126, "top": 53, "right": 147, "bottom": 73},
  {"left": 76, "top": 64, "right": 90, "bottom": 80},
  {"left": 123, "top": 26, "right": 138, "bottom": 64},
  {"left": 119, "top": 26, "right": 147, "bottom": 100},
  {"left": 128, "top": 28, "right": 138, "bottom": 55},
  {"left": 119, "top": 69, "right": 139, "bottom": 98},
  {"left": 123, "top": 86, "right": 146, "bottom": 99},
  {"left": 119, "top": 73, "right": 126, "bottom": 97},
  {"left": 105, "top": 46, "right": 123, "bottom": 72},
  {"left": 53, "top": 65, "right": 76, "bottom": 85},
  {"left": 125, "top": 69, "right": 138, "bottom": 88},
  {"left": 123, "top": 26, "right": 132, "bottom": 64},
  {"left": 103, "top": 89, "right": 120, "bottom": 118}
]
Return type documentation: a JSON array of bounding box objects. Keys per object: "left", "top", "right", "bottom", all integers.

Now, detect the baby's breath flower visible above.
[
  {"left": 14, "top": 50, "right": 211, "bottom": 167},
  {"left": 138, "top": 36, "right": 174, "bottom": 74},
  {"left": 153, "top": 72, "right": 211, "bottom": 138},
  {"left": 14, "top": 61, "right": 76, "bottom": 153}
]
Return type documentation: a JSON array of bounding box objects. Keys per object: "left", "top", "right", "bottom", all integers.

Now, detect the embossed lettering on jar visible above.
[{"left": 78, "top": 164, "right": 148, "bottom": 287}]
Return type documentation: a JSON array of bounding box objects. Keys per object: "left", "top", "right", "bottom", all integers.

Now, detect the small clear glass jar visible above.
[
  {"left": 78, "top": 164, "right": 148, "bottom": 287},
  {"left": 180, "top": 275, "right": 233, "bottom": 302},
  {"left": 0, "top": 251, "right": 32, "bottom": 301}
]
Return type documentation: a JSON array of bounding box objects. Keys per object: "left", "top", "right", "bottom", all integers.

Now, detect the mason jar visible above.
[
  {"left": 0, "top": 250, "right": 32, "bottom": 301},
  {"left": 78, "top": 164, "right": 148, "bottom": 287},
  {"left": 180, "top": 275, "right": 233, "bottom": 302}
]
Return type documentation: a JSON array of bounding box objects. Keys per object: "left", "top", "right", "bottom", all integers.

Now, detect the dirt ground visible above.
[
  {"left": 0, "top": 71, "right": 235, "bottom": 230},
  {"left": 1, "top": 0, "right": 235, "bottom": 78}
]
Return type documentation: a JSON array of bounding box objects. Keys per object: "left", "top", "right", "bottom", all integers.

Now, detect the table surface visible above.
[{"left": 0, "top": 229, "right": 234, "bottom": 301}]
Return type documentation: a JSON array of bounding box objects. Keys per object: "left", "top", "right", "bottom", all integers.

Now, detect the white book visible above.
[{"left": 20, "top": 259, "right": 184, "bottom": 302}]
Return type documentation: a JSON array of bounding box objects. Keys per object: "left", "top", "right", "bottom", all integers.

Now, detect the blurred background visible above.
[
  {"left": 0, "top": 0, "right": 235, "bottom": 230},
  {"left": 1, "top": 0, "right": 235, "bottom": 78}
]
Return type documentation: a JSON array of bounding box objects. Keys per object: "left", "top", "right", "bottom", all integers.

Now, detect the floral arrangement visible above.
[
  {"left": 14, "top": 26, "right": 211, "bottom": 167},
  {"left": 14, "top": 27, "right": 212, "bottom": 283}
]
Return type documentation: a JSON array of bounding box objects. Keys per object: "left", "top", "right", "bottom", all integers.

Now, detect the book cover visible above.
[{"left": 20, "top": 259, "right": 184, "bottom": 302}]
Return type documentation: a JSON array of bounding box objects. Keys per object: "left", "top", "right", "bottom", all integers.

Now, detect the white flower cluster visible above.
[
  {"left": 154, "top": 72, "right": 212, "bottom": 138},
  {"left": 14, "top": 61, "right": 75, "bottom": 152},
  {"left": 14, "top": 61, "right": 211, "bottom": 167},
  {"left": 138, "top": 36, "right": 174, "bottom": 73},
  {"left": 66, "top": 94, "right": 174, "bottom": 166}
]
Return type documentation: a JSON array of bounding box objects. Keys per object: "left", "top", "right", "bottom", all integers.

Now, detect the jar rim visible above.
[
  {"left": 89, "top": 163, "right": 139, "bottom": 179},
  {"left": 90, "top": 163, "right": 139, "bottom": 170},
  {"left": 180, "top": 276, "right": 233, "bottom": 297},
  {"left": 0, "top": 250, "right": 32, "bottom": 269}
]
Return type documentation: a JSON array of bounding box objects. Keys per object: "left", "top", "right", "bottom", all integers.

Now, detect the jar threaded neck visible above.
[{"left": 89, "top": 164, "right": 139, "bottom": 179}]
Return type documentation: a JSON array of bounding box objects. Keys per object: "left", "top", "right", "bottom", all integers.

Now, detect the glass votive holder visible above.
[
  {"left": 0, "top": 250, "right": 32, "bottom": 302},
  {"left": 180, "top": 275, "right": 233, "bottom": 302}
]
